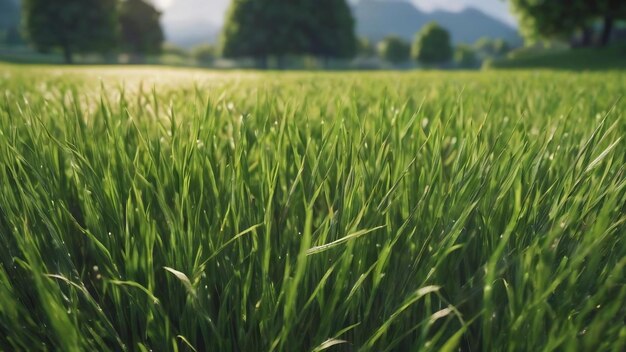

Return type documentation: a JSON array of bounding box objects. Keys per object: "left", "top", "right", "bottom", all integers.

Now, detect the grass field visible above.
[{"left": 0, "top": 64, "right": 625, "bottom": 351}]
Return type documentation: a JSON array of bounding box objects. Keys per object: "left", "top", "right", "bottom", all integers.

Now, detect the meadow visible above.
[{"left": 0, "top": 64, "right": 624, "bottom": 351}]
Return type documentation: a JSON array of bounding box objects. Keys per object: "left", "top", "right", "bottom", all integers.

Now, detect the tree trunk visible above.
[
  {"left": 600, "top": 15, "right": 614, "bottom": 47},
  {"left": 62, "top": 44, "right": 73, "bottom": 64}
]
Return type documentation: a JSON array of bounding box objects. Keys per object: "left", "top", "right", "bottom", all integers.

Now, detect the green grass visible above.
[
  {"left": 488, "top": 44, "right": 626, "bottom": 71},
  {"left": 0, "top": 64, "right": 625, "bottom": 351}
]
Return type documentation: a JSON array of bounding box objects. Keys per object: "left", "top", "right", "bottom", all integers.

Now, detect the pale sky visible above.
[{"left": 154, "top": 0, "right": 517, "bottom": 27}]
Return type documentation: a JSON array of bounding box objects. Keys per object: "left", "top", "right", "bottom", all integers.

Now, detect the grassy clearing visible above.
[{"left": 0, "top": 64, "right": 625, "bottom": 351}]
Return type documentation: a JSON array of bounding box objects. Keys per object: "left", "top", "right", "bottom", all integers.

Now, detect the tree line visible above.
[
  {"left": 22, "top": 0, "right": 163, "bottom": 63},
  {"left": 6, "top": 0, "right": 624, "bottom": 66},
  {"left": 363, "top": 24, "right": 510, "bottom": 69},
  {"left": 16, "top": 0, "right": 359, "bottom": 66}
]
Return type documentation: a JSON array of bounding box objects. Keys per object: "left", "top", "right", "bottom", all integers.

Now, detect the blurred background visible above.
[{"left": 0, "top": 0, "right": 624, "bottom": 70}]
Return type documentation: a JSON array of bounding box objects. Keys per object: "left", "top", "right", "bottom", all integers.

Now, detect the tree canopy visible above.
[
  {"left": 192, "top": 44, "right": 216, "bottom": 65},
  {"left": 454, "top": 44, "right": 478, "bottom": 69},
  {"left": 510, "top": 0, "right": 626, "bottom": 46},
  {"left": 221, "top": 0, "right": 356, "bottom": 67},
  {"left": 119, "top": 0, "right": 164, "bottom": 59},
  {"left": 23, "top": 0, "right": 118, "bottom": 63},
  {"left": 357, "top": 37, "right": 376, "bottom": 58},
  {"left": 304, "top": 0, "right": 356, "bottom": 60},
  {"left": 475, "top": 37, "right": 511, "bottom": 57},
  {"left": 412, "top": 22, "right": 453, "bottom": 65},
  {"left": 378, "top": 36, "right": 410, "bottom": 64}
]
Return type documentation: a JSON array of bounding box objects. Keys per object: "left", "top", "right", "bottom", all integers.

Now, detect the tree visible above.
[
  {"left": 412, "top": 22, "right": 452, "bottom": 66},
  {"left": 119, "top": 0, "right": 164, "bottom": 60},
  {"left": 221, "top": 0, "right": 356, "bottom": 68},
  {"left": 510, "top": 0, "right": 591, "bottom": 45},
  {"left": 192, "top": 44, "right": 216, "bottom": 65},
  {"left": 378, "top": 36, "right": 410, "bottom": 64},
  {"left": 357, "top": 37, "right": 376, "bottom": 57},
  {"left": 492, "top": 39, "right": 511, "bottom": 56},
  {"left": 221, "top": 0, "right": 308, "bottom": 68},
  {"left": 23, "top": 0, "right": 118, "bottom": 63},
  {"left": 510, "top": 0, "right": 626, "bottom": 47},
  {"left": 454, "top": 44, "right": 478, "bottom": 69},
  {"left": 304, "top": 0, "right": 357, "bottom": 62},
  {"left": 475, "top": 37, "right": 511, "bottom": 57}
]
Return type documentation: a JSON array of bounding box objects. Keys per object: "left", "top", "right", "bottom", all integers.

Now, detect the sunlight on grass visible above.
[{"left": 0, "top": 64, "right": 624, "bottom": 351}]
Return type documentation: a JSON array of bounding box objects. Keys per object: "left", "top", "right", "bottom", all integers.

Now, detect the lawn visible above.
[{"left": 0, "top": 64, "right": 624, "bottom": 351}]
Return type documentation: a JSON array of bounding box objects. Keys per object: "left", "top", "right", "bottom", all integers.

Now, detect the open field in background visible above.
[{"left": 0, "top": 64, "right": 625, "bottom": 351}]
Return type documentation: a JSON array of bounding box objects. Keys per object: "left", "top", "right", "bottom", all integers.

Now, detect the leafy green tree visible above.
[
  {"left": 475, "top": 37, "right": 511, "bottom": 57},
  {"left": 192, "top": 44, "right": 216, "bottom": 65},
  {"left": 378, "top": 36, "right": 410, "bottom": 64},
  {"left": 511, "top": 0, "right": 626, "bottom": 46},
  {"left": 119, "top": 0, "right": 164, "bottom": 60},
  {"left": 510, "top": 0, "right": 591, "bottom": 45},
  {"left": 357, "top": 37, "right": 376, "bottom": 57},
  {"left": 454, "top": 44, "right": 478, "bottom": 68},
  {"left": 493, "top": 39, "right": 511, "bottom": 56},
  {"left": 23, "top": 0, "right": 118, "bottom": 63},
  {"left": 412, "top": 22, "right": 453, "bottom": 66},
  {"left": 304, "top": 0, "right": 356, "bottom": 62},
  {"left": 221, "top": 0, "right": 307, "bottom": 68},
  {"left": 221, "top": 0, "right": 356, "bottom": 68}
]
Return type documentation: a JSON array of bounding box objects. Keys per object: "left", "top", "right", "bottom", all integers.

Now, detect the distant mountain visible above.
[{"left": 353, "top": 0, "right": 521, "bottom": 45}]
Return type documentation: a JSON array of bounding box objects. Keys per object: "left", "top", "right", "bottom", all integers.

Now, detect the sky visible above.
[{"left": 153, "top": 0, "right": 518, "bottom": 27}]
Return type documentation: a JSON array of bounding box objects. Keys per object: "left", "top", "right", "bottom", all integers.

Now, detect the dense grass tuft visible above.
[{"left": 0, "top": 64, "right": 625, "bottom": 351}]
